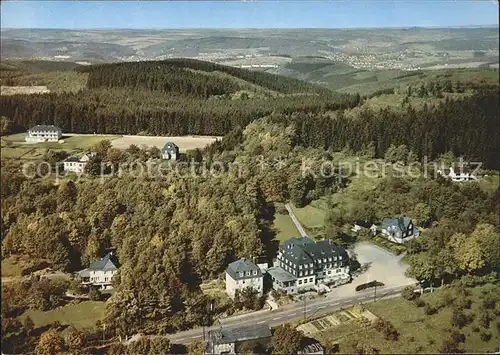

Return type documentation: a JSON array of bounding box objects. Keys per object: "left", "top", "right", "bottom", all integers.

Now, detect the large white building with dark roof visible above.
[
  {"left": 225, "top": 258, "right": 263, "bottom": 299},
  {"left": 77, "top": 252, "right": 119, "bottom": 290},
  {"left": 25, "top": 125, "right": 62, "bottom": 142},
  {"left": 267, "top": 236, "right": 350, "bottom": 295}
]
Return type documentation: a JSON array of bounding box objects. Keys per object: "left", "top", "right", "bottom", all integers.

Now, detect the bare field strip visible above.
[
  {"left": 1, "top": 86, "right": 50, "bottom": 95},
  {"left": 111, "top": 135, "right": 222, "bottom": 152}
]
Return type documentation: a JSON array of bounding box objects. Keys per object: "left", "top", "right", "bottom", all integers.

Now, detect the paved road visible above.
[
  {"left": 166, "top": 284, "right": 410, "bottom": 345},
  {"left": 285, "top": 203, "right": 308, "bottom": 238}
]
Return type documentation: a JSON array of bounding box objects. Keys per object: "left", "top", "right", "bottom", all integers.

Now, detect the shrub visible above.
[
  {"left": 450, "top": 330, "right": 466, "bottom": 344},
  {"left": 88, "top": 287, "right": 102, "bottom": 301},
  {"left": 453, "top": 296, "right": 471, "bottom": 310},
  {"left": 439, "top": 337, "right": 462, "bottom": 354},
  {"left": 451, "top": 309, "right": 468, "bottom": 329},
  {"left": 413, "top": 298, "right": 426, "bottom": 308},
  {"left": 424, "top": 304, "right": 437, "bottom": 315},
  {"left": 373, "top": 318, "right": 399, "bottom": 341},
  {"left": 479, "top": 330, "right": 492, "bottom": 342},
  {"left": 355, "top": 281, "right": 384, "bottom": 292},
  {"left": 401, "top": 286, "right": 419, "bottom": 301},
  {"left": 478, "top": 310, "right": 491, "bottom": 329}
]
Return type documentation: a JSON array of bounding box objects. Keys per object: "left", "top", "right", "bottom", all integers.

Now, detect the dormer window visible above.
[
  {"left": 246, "top": 271, "right": 251, "bottom": 276},
  {"left": 253, "top": 270, "right": 257, "bottom": 276},
  {"left": 328, "top": 257, "right": 332, "bottom": 262},
  {"left": 309, "top": 263, "right": 313, "bottom": 268},
  {"left": 299, "top": 264, "right": 303, "bottom": 269},
  {"left": 323, "top": 258, "right": 327, "bottom": 263},
  {"left": 239, "top": 272, "right": 244, "bottom": 277}
]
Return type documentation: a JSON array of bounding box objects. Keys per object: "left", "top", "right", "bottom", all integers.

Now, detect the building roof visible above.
[
  {"left": 381, "top": 217, "right": 412, "bottom": 232},
  {"left": 208, "top": 324, "right": 272, "bottom": 345},
  {"left": 280, "top": 236, "right": 315, "bottom": 252},
  {"left": 302, "top": 240, "right": 348, "bottom": 262},
  {"left": 279, "top": 237, "right": 349, "bottom": 269},
  {"left": 266, "top": 266, "right": 297, "bottom": 283},
  {"left": 298, "top": 337, "right": 325, "bottom": 355},
  {"left": 354, "top": 220, "right": 374, "bottom": 229},
  {"left": 283, "top": 245, "right": 314, "bottom": 266},
  {"left": 162, "top": 142, "right": 179, "bottom": 152},
  {"left": 65, "top": 156, "right": 82, "bottom": 163},
  {"left": 64, "top": 152, "right": 96, "bottom": 163},
  {"left": 88, "top": 253, "right": 119, "bottom": 272},
  {"left": 226, "top": 258, "right": 262, "bottom": 280},
  {"left": 29, "top": 125, "right": 61, "bottom": 132}
]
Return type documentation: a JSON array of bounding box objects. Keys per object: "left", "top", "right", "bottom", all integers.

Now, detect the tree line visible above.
[{"left": 1, "top": 87, "right": 498, "bottom": 168}]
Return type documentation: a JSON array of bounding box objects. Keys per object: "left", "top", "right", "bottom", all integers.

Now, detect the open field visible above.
[
  {"left": 312, "top": 284, "right": 500, "bottom": 354},
  {"left": 289, "top": 199, "right": 328, "bottom": 233},
  {"left": 19, "top": 301, "right": 106, "bottom": 331},
  {"left": 1, "top": 133, "right": 222, "bottom": 160},
  {"left": 272, "top": 213, "right": 301, "bottom": 242},
  {"left": 110, "top": 135, "right": 221, "bottom": 152},
  {"left": 1, "top": 85, "right": 50, "bottom": 95},
  {"left": 1, "top": 134, "right": 120, "bottom": 160}
]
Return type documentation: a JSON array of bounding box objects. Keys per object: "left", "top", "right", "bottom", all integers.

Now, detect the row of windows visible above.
[
  {"left": 298, "top": 278, "right": 314, "bottom": 285},
  {"left": 65, "top": 162, "right": 85, "bottom": 166},
  {"left": 238, "top": 270, "right": 258, "bottom": 277},
  {"left": 279, "top": 255, "right": 343, "bottom": 271}
]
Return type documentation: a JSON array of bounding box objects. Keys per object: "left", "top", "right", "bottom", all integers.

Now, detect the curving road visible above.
[{"left": 166, "top": 284, "right": 410, "bottom": 345}]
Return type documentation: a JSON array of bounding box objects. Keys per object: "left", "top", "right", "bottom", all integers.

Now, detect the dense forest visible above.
[
  {"left": 76, "top": 59, "right": 333, "bottom": 95},
  {"left": 1, "top": 60, "right": 499, "bottom": 168}
]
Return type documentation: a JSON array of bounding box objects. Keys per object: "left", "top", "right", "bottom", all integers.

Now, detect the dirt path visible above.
[{"left": 285, "top": 203, "right": 309, "bottom": 238}]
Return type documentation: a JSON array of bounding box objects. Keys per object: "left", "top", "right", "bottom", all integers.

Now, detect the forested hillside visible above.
[
  {"left": 1, "top": 59, "right": 499, "bottom": 168},
  {"left": 77, "top": 59, "right": 332, "bottom": 95}
]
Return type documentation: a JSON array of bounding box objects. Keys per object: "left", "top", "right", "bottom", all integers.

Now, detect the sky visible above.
[{"left": 1, "top": 1, "right": 499, "bottom": 29}]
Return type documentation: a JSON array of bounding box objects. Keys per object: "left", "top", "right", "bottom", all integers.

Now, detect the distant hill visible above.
[
  {"left": 269, "top": 57, "right": 499, "bottom": 95},
  {"left": 76, "top": 58, "right": 334, "bottom": 97},
  {"left": 0, "top": 59, "right": 87, "bottom": 93}
]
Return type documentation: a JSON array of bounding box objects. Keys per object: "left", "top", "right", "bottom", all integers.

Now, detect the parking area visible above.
[{"left": 350, "top": 241, "right": 415, "bottom": 288}]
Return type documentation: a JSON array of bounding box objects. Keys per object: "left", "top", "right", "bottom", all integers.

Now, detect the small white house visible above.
[
  {"left": 351, "top": 221, "right": 377, "bottom": 235},
  {"left": 64, "top": 152, "right": 96, "bottom": 173},
  {"left": 77, "top": 253, "right": 118, "bottom": 290},
  {"left": 437, "top": 166, "right": 477, "bottom": 182},
  {"left": 25, "top": 125, "right": 62, "bottom": 142},
  {"left": 225, "top": 258, "right": 263, "bottom": 299}
]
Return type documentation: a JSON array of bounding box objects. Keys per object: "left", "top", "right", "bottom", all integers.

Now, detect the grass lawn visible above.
[
  {"left": 312, "top": 284, "right": 500, "bottom": 354},
  {"left": 290, "top": 199, "right": 328, "bottom": 232},
  {"left": 19, "top": 301, "right": 106, "bottom": 331},
  {"left": 1, "top": 134, "right": 120, "bottom": 161},
  {"left": 272, "top": 213, "right": 301, "bottom": 242}
]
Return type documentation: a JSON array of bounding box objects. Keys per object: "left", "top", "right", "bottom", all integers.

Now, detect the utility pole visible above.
[{"left": 303, "top": 297, "right": 306, "bottom": 320}]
